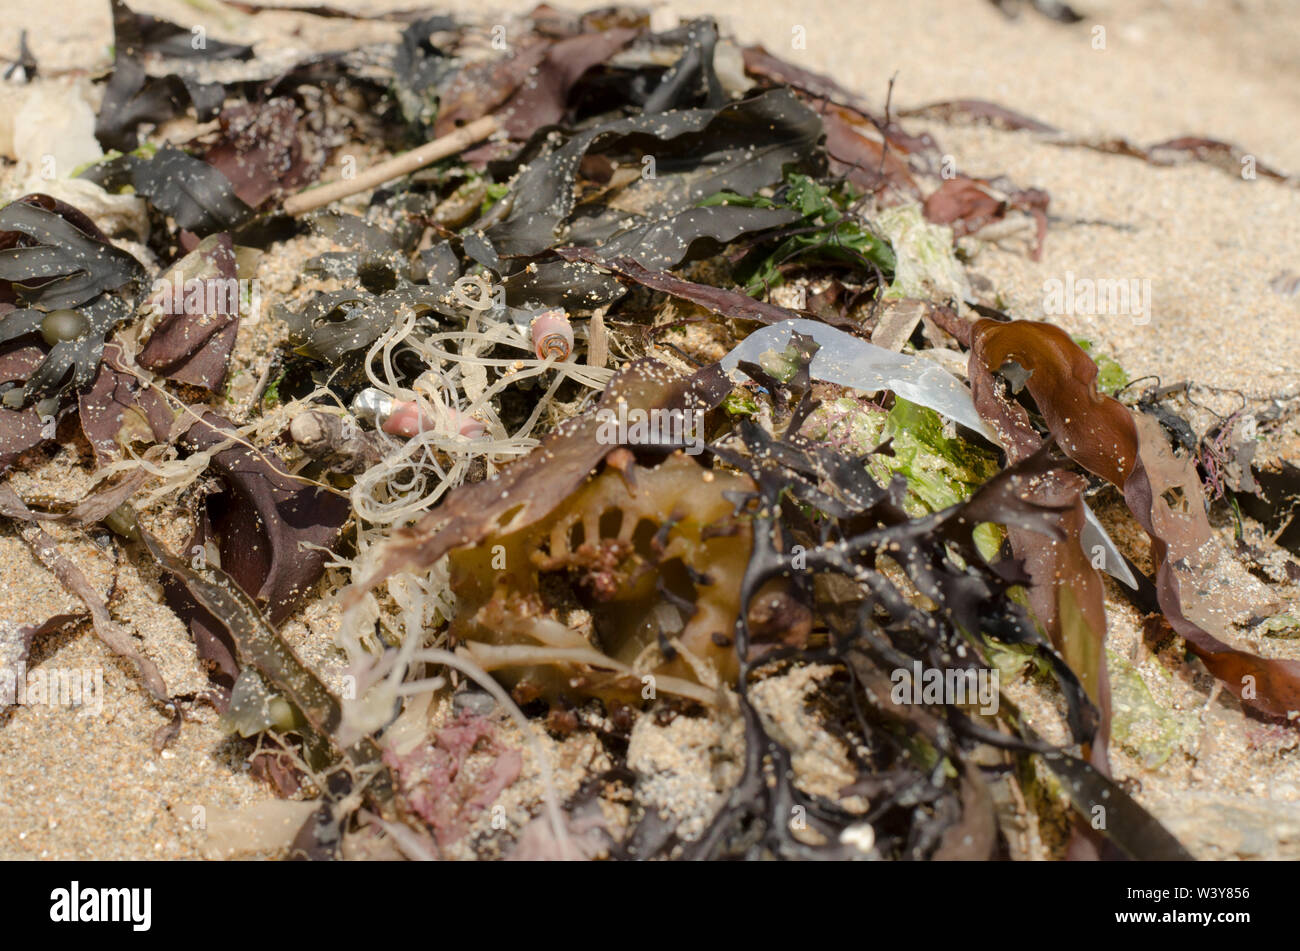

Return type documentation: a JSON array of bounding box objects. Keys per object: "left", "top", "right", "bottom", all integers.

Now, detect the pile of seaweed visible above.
[{"left": 2, "top": 1, "right": 1299, "bottom": 861}]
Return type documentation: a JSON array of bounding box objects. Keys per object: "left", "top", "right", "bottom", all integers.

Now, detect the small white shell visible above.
[
  {"left": 350, "top": 387, "right": 395, "bottom": 425},
  {"left": 530, "top": 309, "right": 573, "bottom": 361},
  {"left": 839, "top": 823, "right": 875, "bottom": 854}
]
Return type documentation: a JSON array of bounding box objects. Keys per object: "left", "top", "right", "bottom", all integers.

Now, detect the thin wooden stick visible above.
[{"left": 282, "top": 115, "right": 499, "bottom": 217}]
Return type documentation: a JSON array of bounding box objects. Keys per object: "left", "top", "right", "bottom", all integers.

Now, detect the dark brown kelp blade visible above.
[
  {"left": 180, "top": 412, "right": 351, "bottom": 625},
  {"left": 433, "top": 35, "right": 551, "bottom": 137},
  {"left": 78, "top": 342, "right": 180, "bottom": 465},
  {"left": 138, "top": 234, "right": 241, "bottom": 391},
  {"left": 496, "top": 27, "right": 639, "bottom": 139},
  {"left": 0, "top": 195, "right": 145, "bottom": 408},
  {"left": 1038, "top": 747, "right": 1192, "bottom": 860},
  {"left": 555, "top": 248, "right": 833, "bottom": 327},
  {"left": 971, "top": 318, "right": 1300, "bottom": 720},
  {"left": 118, "top": 147, "right": 255, "bottom": 238},
  {"left": 154, "top": 410, "right": 349, "bottom": 684},
  {"left": 204, "top": 99, "right": 321, "bottom": 210},
  {"left": 0, "top": 345, "right": 46, "bottom": 471},
  {"left": 962, "top": 320, "right": 1112, "bottom": 751},
  {"left": 584, "top": 205, "right": 803, "bottom": 271},
  {"left": 0, "top": 195, "right": 142, "bottom": 309},
  {"left": 486, "top": 87, "right": 823, "bottom": 257}
]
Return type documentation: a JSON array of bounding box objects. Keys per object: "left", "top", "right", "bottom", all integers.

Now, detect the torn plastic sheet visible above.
[{"left": 718, "top": 319, "right": 1138, "bottom": 589}]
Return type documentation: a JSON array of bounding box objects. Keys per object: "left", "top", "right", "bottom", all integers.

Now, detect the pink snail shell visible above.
[
  {"left": 451, "top": 411, "right": 487, "bottom": 439},
  {"left": 381, "top": 400, "right": 484, "bottom": 439},
  {"left": 530, "top": 309, "right": 573, "bottom": 361}
]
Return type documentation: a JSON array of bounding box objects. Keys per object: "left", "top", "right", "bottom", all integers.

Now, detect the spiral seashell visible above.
[
  {"left": 530, "top": 309, "right": 573, "bottom": 361},
  {"left": 380, "top": 399, "right": 485, "bottom": 439},
  {"left": 350, "top": 387, "right": 395, "bottom": 425},
  {"left": 352, "top": 387, "right": 483, "bottom": 439},
  {"left": 380, "top": 400, "right": 433, "bottom": 437},
  {"left": 450, "top": 410, "right": 486, "bottom": 439}
]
